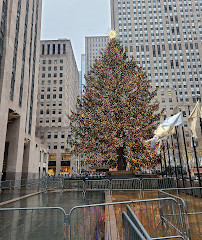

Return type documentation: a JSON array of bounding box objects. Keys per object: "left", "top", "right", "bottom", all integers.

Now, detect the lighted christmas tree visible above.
[{"left": 68, "top": 34, "right": 160, "bottom": 170}]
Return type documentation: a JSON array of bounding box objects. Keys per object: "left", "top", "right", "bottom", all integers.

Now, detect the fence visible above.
[
  {"left": 159, "top": 187, "right": 202, "bottom": 239},
  {"left": 0, "top": 207, "right": 67, "bottom": 240},
  {"left": 67, "top": 197, "right": 188, "bottom": 240},
  {"left": 122, "top": 205, "right": 152, "bottom": 240},
  {"left": 1, "top": 177, "right": 179, "bottom": 192}
]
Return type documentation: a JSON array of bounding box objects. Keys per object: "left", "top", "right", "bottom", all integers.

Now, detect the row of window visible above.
[
  {"left": 41, "top": 59, "right": 63, "bottom": 64},
  {"left": 41, "top": 94, "right": 62, "bottom": 99},
  {"left": 42, "top": 66, "right": 63, "bottom": 71},
  {"left": 47, "top": 131, "right": 65, "bottom": 139},
  {"left": 41, "top": 80, "right": 63, "bottom": 85},
  {"left": 42, "top": 43, "right": 66, "bottom": 56},
  {"left": 40, "top": 109, "right": 62, "bottom": 115},
  {"left": 47, "top": 142, "right": 65, "bottom": 150},
  {"left": 39, "top": 117, "right": 62, "bottom": 123},
  {"left": 40, "top": 101, "right": 62, "bottom": 107},
  {"left": 42, "top": 73, "right": 63, "bottom": 78},
  {"left": 41, "top": 87, "right": 63, "bottom": 92}
]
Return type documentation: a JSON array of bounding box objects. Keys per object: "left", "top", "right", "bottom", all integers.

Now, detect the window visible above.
[
  {"left": 41, "top": 95, "right": 44, "bottom": 99},
  {"left": 58, "top": 44, "right": 60, "bottom": 54},
  {"left": 59, "top": 80, "right": 63, "bottom": 84},
  {"left": 59, "top": 87, "right": 62, "bottom": 91},
  {"left": 42, "top": 44, "right": 45, "bottom": 55},
  {"left": 40, "top": 118, "right": 43, "bottom": 123},
  {"left": 54, "top": 60, "right": 57, "bottom": 64},
  {"left": 53, "top": 44, "right": 55, "bottom": 54},
  {"left": 47, "top": 44, "right": 50, "bottom": 54},
  {"left": 60, "top": 59, "right": 63, "bottom": 63},
  {"left": 59, "top": 101, "right": 62, "bottom": 106},
  {"left": 59, "top": 94, "right": 62, "bottom": 98},
  {"left": 47, "top": 94, "right": 50, "bottom": 99},
  {"left": 169, "top": 98, "right": 172, "bottom": 102},
  {"left": 46, "top": 109, "right": 49, "bottom": 114},
  {"left": 58, "top": 117, "right": 62, "bottom": 122},
  {"left": 52, "top": 109, "right": 56, "bottom": 114},
  {"left": 58, "top": 109, "right": 62, "bottom": 114},
  {"left": 47, "top": 143, "right": 51, "bottom": 149},
  {"left": 47, "top": 132, "right": 51, "bottom": 139},
  {"left": 61, "top": 131, "right": 65, "bottom": 138},
  {"left": 53, "top": 94, "right": 56, "bottom": 99},
  {"left": 60, "top": 73, "right": 63, "bottom": 77},
  {"left": 61, "top": 142, "right": 65, "bottom": 149},
  {"left": 48, "top": 60, "right": 52, "bottom": 64},
  {"left": 52, "top": 117, "right": 55, "bottom": 123},
  {"left": 54, "top": 132, "right": 58, "bottom": 138},
  {"left": 60, "top": 66, "right": 63, "bottom": 70},
  {"left": 63, "top": 44, "right": 66, "bottom": 54},
  {"left": 47, "top": 102, "right": 50, "bottom": 106},
  {"left": 46, "top": 118, "right": 49, "bottom": 123},
  {"left": 53, "top": 101, "right": 56, "bottom": 106},
  {"left": 183, "top": 111, "right": 186, "bottom": 117},
  {"left": 54, "top": 142, "right": 57, "bottom": 149}
]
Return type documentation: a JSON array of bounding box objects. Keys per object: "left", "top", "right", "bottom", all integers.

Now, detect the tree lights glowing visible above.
[{"left": 68, "top": 38, "right": 161, "bottom": 170}]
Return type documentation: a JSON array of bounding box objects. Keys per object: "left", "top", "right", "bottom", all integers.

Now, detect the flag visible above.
[
  {"left": 146, "top": 124, "right": 175, "bottom": 154},
  {"left": 188, "top": 101, "right": 201, "bottom": 139},
  {"left": 162, "top": 112, "right": 182, "bottom": 128}
]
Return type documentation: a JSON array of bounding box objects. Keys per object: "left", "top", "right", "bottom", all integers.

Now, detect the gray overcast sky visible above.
[{"left": 41, "top": 0, "right": 111, "bottom": 70}]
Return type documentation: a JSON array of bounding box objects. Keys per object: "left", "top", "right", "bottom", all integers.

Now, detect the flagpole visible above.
[
  {"left": 162, "top": 143, "right": 167, "bottom": 177},
  {"left": 159, "top": 152, "right": 163, "bottom": 177},
  {"left": 180, "top": 113, "right": 192, "bottom": 188},
  {"left": 175, "top": 126, "right": 185, "bottom": 188},
  {"left": 166, "top": 140, "right": 172, "bottom": 177},
  {"left": 188, "top": 105, "right": 201, "bottom": 187},
  {"left": 170, "top": 135, "right": 179, "bottom": 188}
]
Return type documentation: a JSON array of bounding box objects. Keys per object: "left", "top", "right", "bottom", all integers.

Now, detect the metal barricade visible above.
[
  {"left": 0, "top": 180, "right": 12, "bottom": 191},
  {"left": 159, "top": 187, "right": 202, "bottom": 239},
  {"left": 111, "top": 178, "right": 141, "bottom": 190},
  {"left": 125, "top": 205, "right": 151, "bottom": 239},
  {"left": 85, "top": 179, "right": 111, "bottom": 191},
  {"left": 63, "top": 180, "right": 84, "bottom": 190},
  {"left": 142, "top": 178, "right": 176, "bottom": 190},
  {"left": 46, "top": 178, "right": 63, "bottom": 190},
  {"left": 0, "top": 207, "right": 67, "bottom": 240},
  {"left": 68, "top": 197, "right": 188, "bottom": 240},
  {"left": 122, "top": 211, "right": 149, "bottom": 240}
]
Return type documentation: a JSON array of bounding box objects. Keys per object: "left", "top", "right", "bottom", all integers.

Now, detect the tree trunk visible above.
[{"left": 117, "top": 147, "right": 126, "bottom": 170}]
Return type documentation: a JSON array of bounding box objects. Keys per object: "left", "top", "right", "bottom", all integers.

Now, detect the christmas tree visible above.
[{"left": 68, "top": 36, "right": 160, "bottom": 170}]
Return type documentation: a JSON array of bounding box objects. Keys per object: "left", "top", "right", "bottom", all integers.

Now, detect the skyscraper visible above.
[
  {"left": 36, "top": 40, "right": 79, "bottom": 176},
  {"left": 111, "top": 0, "right": 201, "bottom": 114},
  {"left": 0, "top": 0, "right": 44, "bottom": 180},
  {"left": 85, "top": 36, "right": 109, "bottom": 73},
  {"left": 110, "top": 0, "right": 202, "bottom": 165}
]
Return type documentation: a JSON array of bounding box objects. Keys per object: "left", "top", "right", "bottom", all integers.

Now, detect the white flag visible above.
[
  {"left": 188, "top": 101, "right": 201, "bottom": 139},
  {"left": 162, "top": 112, "right": 182, "bottom": 128}
]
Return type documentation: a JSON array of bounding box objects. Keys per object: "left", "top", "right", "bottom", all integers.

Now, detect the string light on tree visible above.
[{"left": 68, "top": 37, "right": 161, "bottom": 170}]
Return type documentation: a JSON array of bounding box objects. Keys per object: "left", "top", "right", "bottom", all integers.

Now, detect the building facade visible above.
[
  {"left": 85, "top": 36, "right": 109, "bottom": 74},
  {"left": 81, "top": 54, "right": 85, "bottom": 94},
  {"left": 36, "top": 40, "right": 79, "bottom": 176},
  {"left": 0, "top": 0, "right": 44, "bottom": 181},
  {"left": 110, "top": 0, "right": 202, "bottom": 167}
]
